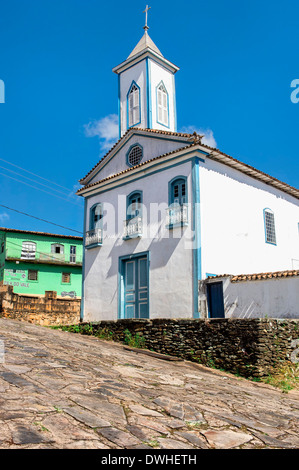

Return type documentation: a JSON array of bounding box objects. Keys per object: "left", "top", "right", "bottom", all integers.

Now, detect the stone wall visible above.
[
  {"left": 0, "top": 285, "right": 80, "bottom": 326},
  {"left": 80, "top": 318, "right": 299, "bottom": 378}
]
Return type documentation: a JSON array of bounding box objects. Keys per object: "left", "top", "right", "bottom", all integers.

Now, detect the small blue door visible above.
[
  {"left": 121, "top": 255, "right": 149, "bottom": 319},
  {"left": 207, "top": 282, "right": 225, "bottom": 318}
]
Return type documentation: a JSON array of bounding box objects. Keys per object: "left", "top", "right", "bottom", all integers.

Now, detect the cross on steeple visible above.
[{"left": 143, "top": 5, "right": 151, "bottom": 31}]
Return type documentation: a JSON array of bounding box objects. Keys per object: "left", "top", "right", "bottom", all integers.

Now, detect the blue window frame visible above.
[
  {"left": 127, "top": 191, "right": 143, "bottom": 220},
  {"left": 263, "top": 208, "right": 276, "bottom": 245},
  {"left": 156, "top": 81, "right": 169, "bottom": 128},
  {"left": 90, "top": 203, "right": 103, "bottom": 230},
  {"left": 169, "top": 176, "right": 188, "bottom": 205},
  {"left": 167, "top": 176, "right": 188, "bottom": 229},
  {"left": 127, "top": 81, "right": 141, "bottom": 128}
]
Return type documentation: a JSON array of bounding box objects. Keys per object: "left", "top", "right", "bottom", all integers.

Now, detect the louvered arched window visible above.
[
  {"left": 128, "top": 82, "right": 140, "bottom": 127},
  {"left": 157, "top": 81, "right": 169, "bottom": 127}
]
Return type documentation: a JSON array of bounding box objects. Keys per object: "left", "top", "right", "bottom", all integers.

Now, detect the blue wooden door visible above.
[
  {"left": 207, "top": 282, "right": 225, "bottom": 318},
  {"left": 123, "top": 256, "right": 148, "bottom": 319}
]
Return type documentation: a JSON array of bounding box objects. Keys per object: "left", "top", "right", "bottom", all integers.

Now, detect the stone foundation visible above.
[
  {"left": 0, "top": 285, "right": 80, "bottom": 326},
  {"left": 79, "top": 318, "right": 299, "bottom": 378}
]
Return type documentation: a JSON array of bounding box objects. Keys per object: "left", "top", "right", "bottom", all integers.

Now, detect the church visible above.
[{"left": 77, "top": 15, "right": 299, "bottom": 322}]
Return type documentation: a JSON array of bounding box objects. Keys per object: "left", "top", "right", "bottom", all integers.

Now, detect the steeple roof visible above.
[{"left": 127, "top": 30, "right": 163, "bottom": 59}]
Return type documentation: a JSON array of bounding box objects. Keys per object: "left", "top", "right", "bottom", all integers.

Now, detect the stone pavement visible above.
[{"left": 0, "top": 318, "right": 298, "bottom": 449}]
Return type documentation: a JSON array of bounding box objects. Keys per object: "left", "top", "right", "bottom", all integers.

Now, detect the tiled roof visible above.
[
  {"left": 207, "top": 270, "right": 299, "bottom": 282},
  {"left": 79, "top": 127, "right": 199, "bottom": 184},
  {"left": 0, "top": 227, "right": 83, "bottom": 240},
  {"left": 231, "top": 270, "right": 299, "bottom": 282},
  {"left": 78, "top": 127, "right": 299, "bottom": 201},
  {"left": 77, "top": 142, "right": 197, "bottom": 194}
]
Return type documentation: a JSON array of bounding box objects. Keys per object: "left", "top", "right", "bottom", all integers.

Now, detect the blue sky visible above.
[{"left": 0, "top": 0, "right": 298, "bottom": 236}]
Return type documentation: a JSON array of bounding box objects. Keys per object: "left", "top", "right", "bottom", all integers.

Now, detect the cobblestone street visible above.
[{"left": 0, "top": 318, "right": 298, "bottom": 449}]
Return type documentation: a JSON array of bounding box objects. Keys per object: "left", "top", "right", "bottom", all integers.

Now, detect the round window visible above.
[{"left": 128, "top": 145, "right": 143, "bottom": 166}]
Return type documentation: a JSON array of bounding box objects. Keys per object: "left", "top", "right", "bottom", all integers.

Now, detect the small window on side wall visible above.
[
  {"left": 264, "top": 209, "right": 276, "bottom": 245},
  {"left": 28, "top": 269, "right": 38, "bottom": 281},
  {"left": 62, "top": 272, "right": 71, "bottom": 283}
]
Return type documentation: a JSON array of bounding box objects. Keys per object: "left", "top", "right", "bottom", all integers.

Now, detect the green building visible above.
[{"left": 0, "top": 227, "right": 83, "bottom": 298}]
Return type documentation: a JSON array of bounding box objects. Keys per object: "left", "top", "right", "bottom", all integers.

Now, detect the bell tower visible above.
[{"left": 112, "top": 7, "right": 179, "bottom": 137}]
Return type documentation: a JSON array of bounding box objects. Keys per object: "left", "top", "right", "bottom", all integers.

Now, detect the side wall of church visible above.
[{"left": 199, "top": 157, "right": 299, "bottom": 277}]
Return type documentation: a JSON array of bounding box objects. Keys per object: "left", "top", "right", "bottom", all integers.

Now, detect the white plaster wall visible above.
[
  {"left": 83, "top": 161, "right": 193, "bottom": 321},
  {"left": 89, "top": 134, "right": 190, "bottom": 184},
  {"left": 149, "top": 60, "right": 176, "bottom": 132},
  {"left": 120, "top": 60, "right": 147, "bottom": 136},
  {"left": 199, "top": 158, "right": 299, "bottom": 277},
  {"left": 221, "top": 276, "right": 299, "bottom": 319}
]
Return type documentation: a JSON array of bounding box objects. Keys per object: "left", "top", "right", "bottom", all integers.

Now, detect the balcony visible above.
[
  {"left": 166, "top": 204, "right": 188, "bottom": 228},
  {"left": 85, "top": 228, "right": 103, "bottom": 248},
  {"left": 123, "top": 216, "right": 143, "bottom": 239},
  {"left": 7, "top": 251, "right": 82, "bottom": 265}
]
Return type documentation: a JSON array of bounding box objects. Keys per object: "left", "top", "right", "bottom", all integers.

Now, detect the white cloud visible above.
[
  {"left": 84, "top": 114, "right": 119, "bottom": 152},
  {"left": 0, "top": 212, "right": 9, "bottom": 224},
  {"left": 180, "top": 126, "right": 217, "bottom": 148}
]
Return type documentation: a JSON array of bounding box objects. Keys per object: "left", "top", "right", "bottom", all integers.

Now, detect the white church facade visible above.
[{"left": 77, "top": 24, "right": 299, "bottom": 321}]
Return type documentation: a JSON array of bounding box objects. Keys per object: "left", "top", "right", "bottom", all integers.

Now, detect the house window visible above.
[
  {"left": 51, "top": 244, "right": 64, "bottom": 254},
  {"left": 1, "top": 242, "right": 4, "bottom": 254},
  {"left": 124, "top": 191, "right": 143, "bottom": 239},
  {"left": 127, "top": 191, "right": 142, "bottom": 220},
  {"left": 21, "top": 241, "right": 36, "bottom": 260},
  {"left": 167, "top": 176, "right": 188, "bottom": 228},
  {"left": 128, "top": 82, "right": 140, "bottom": 127},
  {"left": 170, "top": 177, "right": 187, "bottom": 205},
  {"left": 28, "top": 269, "right": 38, "bottom": 281},
  {"left": 127, "top": 145, "right": 143, "bottom": 167},
  {"left": 157, "top": 81, "right": 168, "bottom": 127},
  {"left": 90, "top": 204, "right": 103, "bottom": 230},
  {"left": 62, "top": 272, "right": 71, "bottom": 283},
  {"left": 70, "top": 245, "right": 76, "bottom": 263},
  {"left": 264, "top": 209, "right": 276, "bottom": 245}
]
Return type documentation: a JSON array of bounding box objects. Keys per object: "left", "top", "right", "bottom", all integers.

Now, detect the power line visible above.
[
  {"left": 0, "top": 171, "right": 82, "bottom": 206},
  {"left": 0, "top": 157, "right": 73, "bottom": 192},
  {"left": 0, "top": 164, "right": 74, "bottom": 197},
  {"left": 0, "top": 203, "right": 82, "bottom": 235}
]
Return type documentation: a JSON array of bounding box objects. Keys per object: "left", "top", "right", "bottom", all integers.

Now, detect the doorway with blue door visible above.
[
  {"left": 119, "top": 251, "right": 149, "bottom": 319},
  {"left": 206, "top": 281, "right": 225, "bottom": 318}
]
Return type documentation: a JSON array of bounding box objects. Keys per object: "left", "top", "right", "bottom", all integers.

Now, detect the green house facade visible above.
[{"left": 0, "top": 228, "right": 83, "bottom": 298}]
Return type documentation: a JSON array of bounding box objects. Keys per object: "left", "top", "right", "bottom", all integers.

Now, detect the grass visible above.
[{"left": 260, "top": 362, "right": 299, "bottom": 392}]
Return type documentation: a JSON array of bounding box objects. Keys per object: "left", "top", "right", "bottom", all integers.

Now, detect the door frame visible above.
[
  {"left": 118, "top": 251, "right": 150, "bottom": 319},
  {"left": 206, "top": 281, "right": 225, "bottom": 318}
]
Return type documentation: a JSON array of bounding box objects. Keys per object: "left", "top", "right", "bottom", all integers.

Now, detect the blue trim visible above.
[
  {"left": 126, "top": 190, "right": 143, "bottom": 218},
  {"left": 146, "top": 58, "right": 152, "bottom": 128},
  {"left": 192, "top": 157, "right": 201, "bottom": 318},
  {"left": 80, "top": 198, "right": 87, "bottom": 321},
  {"left": 126, "top": 143, "right": 144, "bottom": 168},
  {"left": 156, "top": 80, "right": 170, "bottom": 129},
  {"left": 168, "top": 175, "right": 188, "bottom": 205},
  {"left": 89, "top": 202, "right": 103, "bottom": 230},
  {"left": 263, "top": 208, "right": 277, "bottom": 245},
  {"left": 116, "top": 55, "right": 177, "bottom": 76},
  {"left": 87, "top": 134, "right": 203, "bottom": 182},
  {"left": 118, "top": 74, "right": 121, "bottom": 138},
  {"left": 118, "top": 251, "right": 150, "bottom": 320},
  {"left": 85, "top": 242, "right": 102, "bottom": 250},
  {"left": 172, "top": 74, "right": 177, "bottom": 132},
  {"left": 84, "top": 151, "right": 206, "bottom": 197},
  {"left": 127, "top": 80, "right": 141, "bottom": 130}
]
